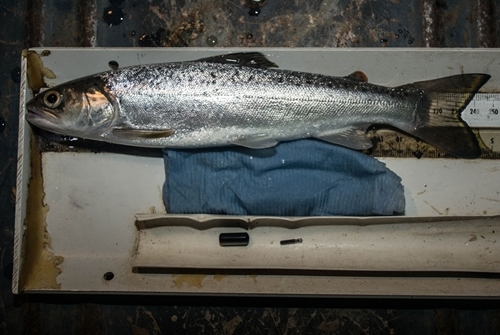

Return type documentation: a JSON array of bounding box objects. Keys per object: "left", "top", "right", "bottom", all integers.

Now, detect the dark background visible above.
[{"left": 1, "top": 0, "right": 500, "bottom": 334}]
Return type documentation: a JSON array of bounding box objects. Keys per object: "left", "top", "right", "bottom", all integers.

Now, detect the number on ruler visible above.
[
  {"left": 470, "top": 108, "right": 479, "bottom": 114},
  {"left": 490, "top": 108, "right": 499, "bottom": 115}
]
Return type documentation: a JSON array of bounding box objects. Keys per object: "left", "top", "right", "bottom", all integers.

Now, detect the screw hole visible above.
[
  {"left": 103, "top": 272, "right": 115, "bottom": 281},
  {"left": 108, "top": 60, "right": 119, "bottom": 70}
]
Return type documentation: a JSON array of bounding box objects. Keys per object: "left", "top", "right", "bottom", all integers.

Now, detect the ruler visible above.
[{"left": 459, "top": 93, "right": 500, "bottom": 128}]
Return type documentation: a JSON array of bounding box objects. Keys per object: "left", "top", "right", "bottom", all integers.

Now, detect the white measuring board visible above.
[{"left": 15, "top": 48, "right": 500, "bottom": 297}]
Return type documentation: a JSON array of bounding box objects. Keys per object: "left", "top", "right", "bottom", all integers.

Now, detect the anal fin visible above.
[
  {"left": 232, "top": 135, "right": 278, "bottom": 149},
  {"left": 315, "top": 127, "right": 373, "bottom": 150}
]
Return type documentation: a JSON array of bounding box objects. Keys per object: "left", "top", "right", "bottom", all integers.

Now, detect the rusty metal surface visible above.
[
  {"left": 26, "top": 0, "right": 500, "bottom": 49},
  {"left": 2, "top": 0, "right": 500, "bottom": 333}
]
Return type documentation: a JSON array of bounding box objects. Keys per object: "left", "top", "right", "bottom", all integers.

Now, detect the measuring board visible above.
[{"left": 15, "top": 49, "right": 500, "bottom": 297}]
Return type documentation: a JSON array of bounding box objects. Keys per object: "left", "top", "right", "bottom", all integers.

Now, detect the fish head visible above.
[{"left": 26, "top": 77, "right": 116, "bottom": 139}]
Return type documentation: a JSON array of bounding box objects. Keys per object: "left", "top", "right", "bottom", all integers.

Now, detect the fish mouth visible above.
[
  {"left": 25, "top": 103, "right": 60, "bottom": 131},
  {"left": 26, "top": 101, "right": 57, "bottom": 120},
  {"left": 26, "top": 109, "right": 57, "bottom": 120}
]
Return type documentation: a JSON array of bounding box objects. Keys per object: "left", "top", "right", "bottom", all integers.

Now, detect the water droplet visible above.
[
  {"left": 108, "top": 60, "right": 119, "bottom": 69},
  {"left": 11, "top": 67, "right": 21, "bottom": 83},
  {"left": 249, "top": 156, "right": 253, "bottom": 160},
  {"left": 281, "top": 159, "right": 285, "bottom": 164},
  {"left": 122, "top": 33, "right": 126, "bottom": 37},
  {"left": 206, "top": 35, "right": 218, "bottom": 46},
  {"left": 380, "top": 38, "right": 388, "bottom": 43},
  {"left": 398, "top": 29, "right": 403, "bottom": 34},
  {"left": 395, "top": 34, "right": 399, "bottom": 39},
  {"left": 0, "top": 117, "right": 5, "bottom": 133},
  {"left": 103, "top": 5, "right": 125, "bottom": 26},
  {"left": 408, "top": 38, "right": 414, "bottom": 44},
  {"left": 246, "top": 33, "right": 253, "bottom": 39},
  {"left": 251, "top": 0, "right": 263, "bottom": 3},
  {"left": 130, "top": 30, "right": 136, "bottom": 36},
  {"left": 248, "top": 8, "right": 261, "bottom": 16}
]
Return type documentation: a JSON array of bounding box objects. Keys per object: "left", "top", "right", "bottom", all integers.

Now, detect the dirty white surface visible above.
[
  {"left": 14, "top": 48, "right": 500, "bottom": 296},
  {"left": 134, "top": 218, "right": 500, "bottom": 272}
]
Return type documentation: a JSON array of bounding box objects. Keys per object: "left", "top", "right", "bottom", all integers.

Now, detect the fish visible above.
[{"left": 26, "top": 52, "right": 490, "bottom": 158}]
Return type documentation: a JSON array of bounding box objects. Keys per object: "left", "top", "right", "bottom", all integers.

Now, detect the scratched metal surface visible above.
[{"left": 2, "top": 0, "right": 500, "bottom": 334}]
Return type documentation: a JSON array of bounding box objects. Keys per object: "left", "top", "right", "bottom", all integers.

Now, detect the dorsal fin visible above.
[
  {"left": 345, "top": 71, "right": 368, "bottom": 82},
  {"left": 193, "top": 52, "right": 279, "bottom": 69}
]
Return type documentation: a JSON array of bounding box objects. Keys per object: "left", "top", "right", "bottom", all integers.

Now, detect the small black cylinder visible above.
[{"left": 219, "top": 232, "right": 249, "bottom": 247}]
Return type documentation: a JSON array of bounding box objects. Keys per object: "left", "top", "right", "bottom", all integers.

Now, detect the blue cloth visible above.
[{"left": 163, "top": 140, "right": 405, "bottom": 216}]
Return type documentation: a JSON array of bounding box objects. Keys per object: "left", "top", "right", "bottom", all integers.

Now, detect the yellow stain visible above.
[
  {"left": 20, "top": 136, "right": 64, "bottom": 290},
  {"left": 22, "top": 49, "right": 56, "bottom": 93}
]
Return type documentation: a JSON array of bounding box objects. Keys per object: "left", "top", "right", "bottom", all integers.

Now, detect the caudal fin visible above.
[{"left": 403, "top": 74, "right": 491, "bottom": 158}]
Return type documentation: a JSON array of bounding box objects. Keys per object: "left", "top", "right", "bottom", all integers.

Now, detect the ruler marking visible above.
[
  {"left": 457, "top": 93, "right": 500, "bottom": 128},
  {"left": 365, "top": 129, "right": 500, "bottom": 159}
]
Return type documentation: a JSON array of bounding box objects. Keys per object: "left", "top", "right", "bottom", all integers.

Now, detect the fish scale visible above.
[{"left": 106, "top": 62, "right": 416, "bottom": 136}]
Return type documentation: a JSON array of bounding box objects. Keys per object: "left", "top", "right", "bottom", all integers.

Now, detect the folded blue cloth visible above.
[{"left": 163, "top": 140, "right": 405, "bottom": 216}]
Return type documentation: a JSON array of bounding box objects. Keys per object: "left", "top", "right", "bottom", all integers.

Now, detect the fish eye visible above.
[{"left": 43, "top": 90, "right": 63, "bottom": 108}]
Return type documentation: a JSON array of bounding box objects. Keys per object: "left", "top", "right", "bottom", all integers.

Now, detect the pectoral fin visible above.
[
  {"left": 113, "top": 128, "right": 174, "bottom": 139},
  {"left": 232, "top": 135, "right": 278, "bottom": 149},
  {"left": 315, "top": 127, "right": 372, "bottom": 150}
]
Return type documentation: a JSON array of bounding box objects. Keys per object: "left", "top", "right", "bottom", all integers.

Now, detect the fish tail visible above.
[{"left": 402, "top": 74, "right": 491, "bottom": 158}]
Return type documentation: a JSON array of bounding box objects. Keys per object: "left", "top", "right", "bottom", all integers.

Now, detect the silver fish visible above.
[{"left": 26, "top": 52, "right": 490, "bottom": 158}]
